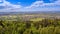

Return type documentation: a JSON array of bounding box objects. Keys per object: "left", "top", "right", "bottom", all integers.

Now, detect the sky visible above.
[{"left": 0, "top": 0, "right": 60, "bottom": 12}]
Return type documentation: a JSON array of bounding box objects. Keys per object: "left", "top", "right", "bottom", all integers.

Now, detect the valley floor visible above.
[{"left": 0, "top": 14, "right": 60, "bottom": 34}]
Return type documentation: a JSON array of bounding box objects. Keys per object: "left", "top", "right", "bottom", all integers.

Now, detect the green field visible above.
[{"left": 30, "top": 18, "right": 45, "bottom": 22}]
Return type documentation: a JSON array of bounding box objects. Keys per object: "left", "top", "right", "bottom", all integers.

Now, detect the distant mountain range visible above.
[{"left": 0, "top": 11, "right": 60, "bottom": 15}]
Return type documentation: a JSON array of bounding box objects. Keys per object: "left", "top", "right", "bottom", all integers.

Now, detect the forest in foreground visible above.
[{"left": 0, "top": 14, "right": 60, "bottom": 34}]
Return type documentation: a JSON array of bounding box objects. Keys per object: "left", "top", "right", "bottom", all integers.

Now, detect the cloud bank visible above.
[{"left": 0, "top": 0, "right": 60, "bottom": 12}]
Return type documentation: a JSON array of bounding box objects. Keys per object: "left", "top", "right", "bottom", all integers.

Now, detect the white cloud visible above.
[
  {"left": 0, "top": 0, "right": 60, "bottom": 11},
  {"left": 25, "top": 1, "right": 44, "bottom": 8},
  {"left": 0, "top": 0, "right": 22, "bottom": 10},
  {"left": 25, "top": 0, "right": 60, "bottom": 9},
  {"left": 22, "top": 0, "right": 60, "bottom": 11}
]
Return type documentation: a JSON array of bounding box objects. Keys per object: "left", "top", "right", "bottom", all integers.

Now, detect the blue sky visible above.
[
  {"left": 6, "top": 0, "right": 36, "bottom": 6},
  {"left": 0, "top": 0, "right": 60, "bottom": 12},
  {"left": 6, "top": 0, "right": 58, "bottom": 6}
]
